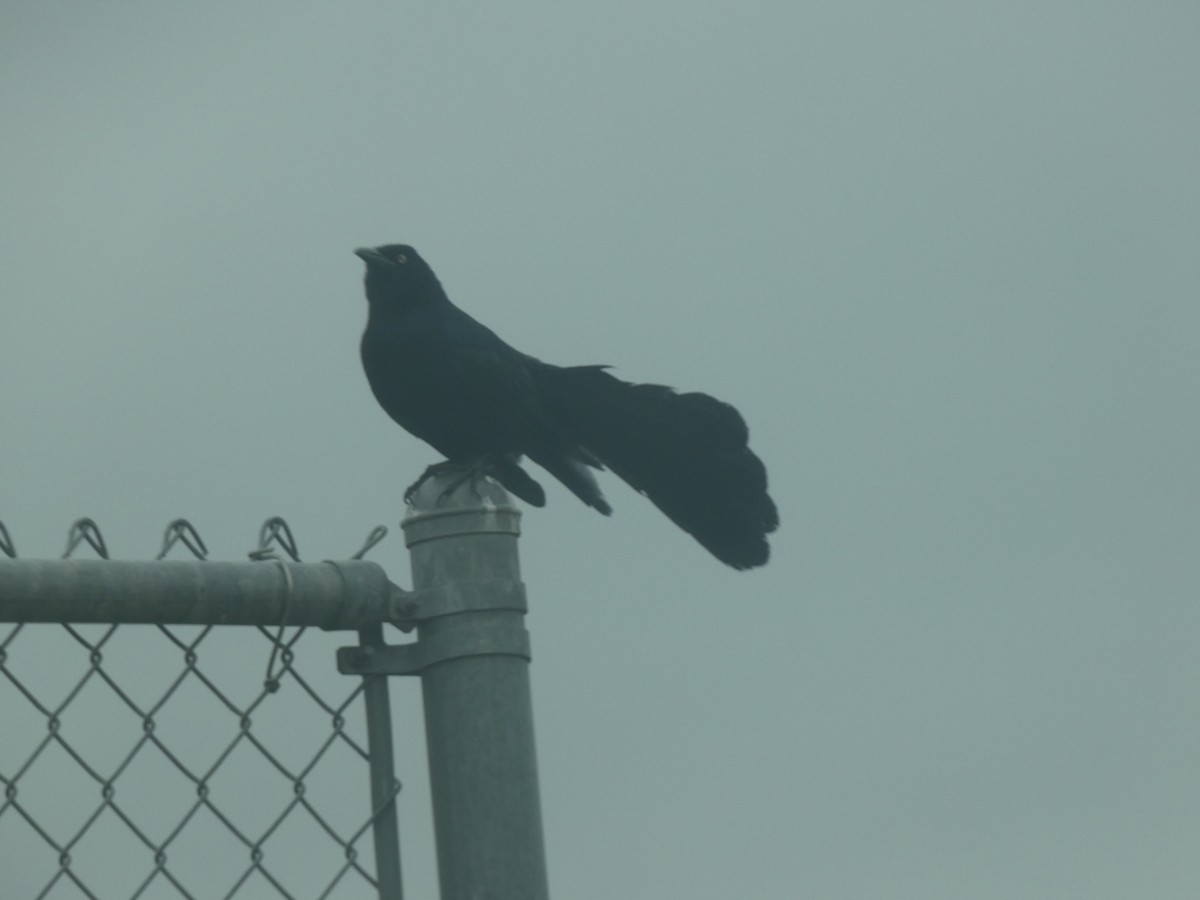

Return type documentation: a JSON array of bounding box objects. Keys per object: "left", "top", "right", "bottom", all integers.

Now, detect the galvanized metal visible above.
[
  {"left": 403, "top": 475, "right": 550, "bottom": 900},
  {"left": 0, "top": 558, "right": 406, "bottom": 629},
  {"left": 358, "top": 624, "right": 406, "bottom": 900}
]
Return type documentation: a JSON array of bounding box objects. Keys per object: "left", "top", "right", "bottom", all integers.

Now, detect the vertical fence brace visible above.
[{"left": 356, "top": 624, "right": 406, "bottom": 900}]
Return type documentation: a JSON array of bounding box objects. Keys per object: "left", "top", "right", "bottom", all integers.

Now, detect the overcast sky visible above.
[{"left": 3, "top": 1, "right": 1199, "bottom": 898}]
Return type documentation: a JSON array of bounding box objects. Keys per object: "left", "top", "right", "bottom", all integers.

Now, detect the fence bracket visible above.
[{"left": 339, "top": 578, "right": 530, "bottom": 676}]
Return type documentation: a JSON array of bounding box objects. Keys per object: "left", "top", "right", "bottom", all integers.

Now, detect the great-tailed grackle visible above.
[{"left": 356, "top": 244, "right": 778, "bottom": 569}]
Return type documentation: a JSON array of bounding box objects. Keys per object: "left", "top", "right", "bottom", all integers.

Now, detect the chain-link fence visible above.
[
  {"left": 0, "top": 517, "right": 402, "bottom": 900},
  {"left": 1, "top": 483, "right": 549, "bottom": 900}
]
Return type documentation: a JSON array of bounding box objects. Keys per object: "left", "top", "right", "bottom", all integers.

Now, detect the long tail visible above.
[{"left": 537, "top": 364, "right": 778, "bottom": 569}]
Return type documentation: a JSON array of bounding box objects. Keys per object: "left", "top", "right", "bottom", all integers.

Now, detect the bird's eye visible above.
[{"left": 394, "top": 253, "right": 408, "bottom": 264}]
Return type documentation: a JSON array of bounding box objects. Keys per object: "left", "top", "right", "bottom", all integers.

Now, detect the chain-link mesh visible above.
[{"left": 0, "top": 518, "right": 401, "bottom": 900}]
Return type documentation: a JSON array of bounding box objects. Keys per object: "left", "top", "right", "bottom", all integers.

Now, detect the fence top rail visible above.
[{"left": 0, "top": 558, "right": 406, "bottom": 629}]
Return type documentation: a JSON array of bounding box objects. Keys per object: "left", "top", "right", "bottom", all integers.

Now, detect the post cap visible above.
[{"left": 401, "top": 473, "right": 522, "bottom": 547}]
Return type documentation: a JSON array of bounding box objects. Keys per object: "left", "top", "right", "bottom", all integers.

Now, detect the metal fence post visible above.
[{"left": 403, "top": 475, "right": 550, "bottom": 900}]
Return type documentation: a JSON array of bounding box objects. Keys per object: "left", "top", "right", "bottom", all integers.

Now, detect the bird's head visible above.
[{"left": 354, "top": 244, "right": 445, "bottom": 308}]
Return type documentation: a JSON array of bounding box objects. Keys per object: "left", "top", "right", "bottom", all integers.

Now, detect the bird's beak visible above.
[{"left": 354, "top": 247, "right": 388, "bottom": 266}]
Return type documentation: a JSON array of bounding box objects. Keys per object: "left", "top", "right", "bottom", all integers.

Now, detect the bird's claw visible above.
[
  {"left": 404, "top": 460, "right": 490, "bottom": 507},
  {"left": 435, "top": 467, "right": 487, "bottom": 504}
]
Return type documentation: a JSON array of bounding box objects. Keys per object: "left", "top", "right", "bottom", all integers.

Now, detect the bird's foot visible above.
[{"left": 403, "top": 459, "right": 491, "bottom": 507}]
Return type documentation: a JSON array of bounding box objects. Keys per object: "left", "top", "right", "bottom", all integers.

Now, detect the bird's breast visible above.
[{"left": 360, "top": 321, "right": 496, "bottom": 459}]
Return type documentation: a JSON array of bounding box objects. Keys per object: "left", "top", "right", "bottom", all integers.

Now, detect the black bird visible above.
[{"left": 356, "top": 244, "right": 778, "bottom": 569}]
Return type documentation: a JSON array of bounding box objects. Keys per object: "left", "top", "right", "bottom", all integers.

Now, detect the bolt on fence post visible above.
[{"left": 402, "top": 474, "right": 550, "bottom": 900}]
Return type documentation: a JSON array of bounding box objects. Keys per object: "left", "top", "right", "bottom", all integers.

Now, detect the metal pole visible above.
[
  {"left": 0, "top": 559, "right": 404, "bottom": 629},
  {"left": 404, "top": 475, "right": 550, "bottom": 900},
  {"left": 358, "top": 624, "right": 405, "bottom": 900}
]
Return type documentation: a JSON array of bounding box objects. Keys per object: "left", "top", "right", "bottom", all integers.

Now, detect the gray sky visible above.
[{"left": 3, "top": 1, "right": 1199, "bottom": 897}]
